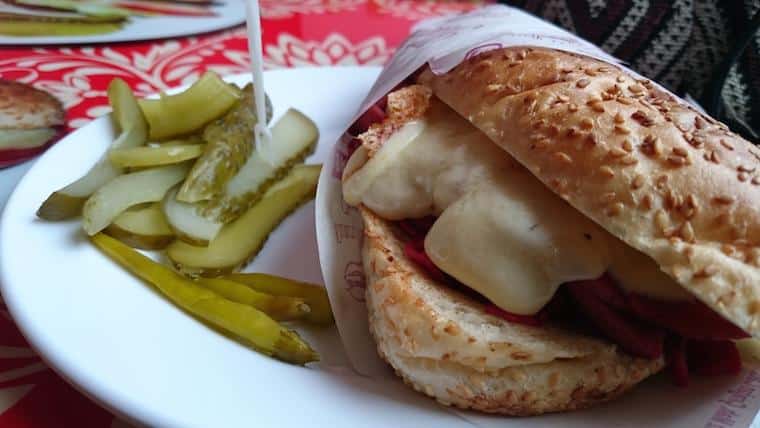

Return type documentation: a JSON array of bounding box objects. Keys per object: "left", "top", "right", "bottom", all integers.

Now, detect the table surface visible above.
[{"left": 0, "top": 1, "right": 486, "bottom": 426}]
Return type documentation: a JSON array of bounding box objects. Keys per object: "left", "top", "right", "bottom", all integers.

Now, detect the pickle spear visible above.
[
  {"left": 177, "top": 84, "right": 272, "bottom": 203},
  {"left": 202, "top": 108, "right": 318, "bottom": 223},
  {"left": 162, "top": 186, "right": 222, "bottom": 246},
  {"left": 104, "top": 203, "right": 174, "bottom": 250},
  {"left": 195, "top": 277, "right": 310, "bottom": 322},
  {"left": 37, "top": 78, "right": 147, "bottom": 220},
  {"left": 167, "top": 164, "right": 321, "bottom": 276},
  {"left": 90, "top": 233, "right": 318, "bottom": 365},
  {"left": 222, "top": 273, "right": 333, "bottom": 325},
  {"left": 109, "top": 144, "right": 204, "bottom": 168},
  {"left": 138, "top": 72, "right": 240, "bottom": 141},
  {"left": 82, "top": 163, "right": 189, "bottom": 235}
]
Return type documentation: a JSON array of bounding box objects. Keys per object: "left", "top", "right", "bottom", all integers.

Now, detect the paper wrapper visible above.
[{"left": 314, "top": 5, "right": 760, "bottom": 427}]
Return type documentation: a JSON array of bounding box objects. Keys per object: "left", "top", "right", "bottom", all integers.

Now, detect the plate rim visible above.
[
  {"left": 0, "top": 0, "right": 244, "bottom": 46},
  {"left": 0, "top": 66, "right": 383, "bottom": 427}
]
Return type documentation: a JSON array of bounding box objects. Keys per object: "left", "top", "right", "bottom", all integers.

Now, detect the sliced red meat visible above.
[
  {"left": 403, "top": 239, "right": 446, "bottom": 283},
  {"left": 628, "top": 294, "right": 749, "bottom": 340},
  {"left": 687, "top": 339, "right": 742, "bottom": 377},
  {"left": 666, "top": 335, "right": 690, "bottom": 387},
  {"left": 349, "top": 104, "right": 386, "bottom": 135},
  {"left": 567, "top": 282, "right": 665, "bottom": 359},
  {"left": 484, "top": 304, "right": 544, "bottom": 327}
]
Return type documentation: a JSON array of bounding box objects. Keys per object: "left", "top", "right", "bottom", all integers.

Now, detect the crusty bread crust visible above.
[
  {"left": 419, "top": 47, "right": 760, "bottom": 337},
  {"left": 0, "top": 79, "right": 64, "bottom": 129},
  {"left": 361, "top": 207, "right": 664, "bottom": 415}
]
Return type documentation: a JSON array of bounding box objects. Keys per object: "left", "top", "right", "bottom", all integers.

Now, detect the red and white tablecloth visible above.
[{"left": 0, "top": 1, "right": 486, "bottom": 426}]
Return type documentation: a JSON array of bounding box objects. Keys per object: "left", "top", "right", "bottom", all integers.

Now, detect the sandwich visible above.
[
  {"left": 0, "top": 79, "right": 65, "bottom": 167},
  {"left": 340, "top": 47, "right": 759, "bottom": 415}
]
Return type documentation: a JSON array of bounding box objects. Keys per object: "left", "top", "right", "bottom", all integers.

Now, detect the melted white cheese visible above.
[{"left": 343, "top": 99, "right": 690, "bottom": 314}]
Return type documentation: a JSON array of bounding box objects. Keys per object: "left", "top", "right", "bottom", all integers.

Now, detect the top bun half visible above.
[{"left": 417, "top": 46, "right": 760, "bottom": 337}]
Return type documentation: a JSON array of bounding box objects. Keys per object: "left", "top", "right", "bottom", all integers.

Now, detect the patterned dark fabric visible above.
[{"left": 499, "top": 0, "right": 760, "bottom": 143}]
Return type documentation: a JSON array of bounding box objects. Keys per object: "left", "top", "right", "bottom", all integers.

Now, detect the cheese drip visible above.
[{"left": 343, "top": 99, "right": 690, "bottom": 314}]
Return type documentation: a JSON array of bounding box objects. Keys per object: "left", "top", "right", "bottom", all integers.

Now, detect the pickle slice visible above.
[
  {"left": 82, "top": 163, "right": 189, "bottom": 235},
  {"left": 109, "top": 144, "right": 204, "bottom": 168},
  {"left": 202, "top": 108, "right": 318, "bottom": 223},
  {"left": 13, "top": 0, "right": 131, "bottom": 19},
  {"left": 138, "top": 72, "right": 240, "bottom": 141},
  {"left": 104, "top": 203, "right": 174, "bottom": 250},
  {"left": 0, "top": 128, "right": 55, "bottom": 150},
  {"left": 37, "top": 78, "right": 147, "bottom": 220},
  {"left": 162, "top": 186, "right": 222, "bottom": 246},
  {"left": 176, "top": 84, "right": 272, "bottom": 203},
  {"left": 195, "top": 277, "right": 310, "bottom": 322},
  {"left": 90, "top": 233, "right": 318, "bottom": 365},
  {"left": 222, "top": 273, "right": 333, "bottom": 325},
  {"left": 167, "top": 164, "right": 321, "bottom": 276}
]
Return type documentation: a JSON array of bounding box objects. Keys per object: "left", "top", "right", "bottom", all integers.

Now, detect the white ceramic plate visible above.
[
  {"left": 0, "top": 0, "right": 244, "bottom": 46},
  {"left": 0, "top": 67, "right": 469, "bottom": 428}
]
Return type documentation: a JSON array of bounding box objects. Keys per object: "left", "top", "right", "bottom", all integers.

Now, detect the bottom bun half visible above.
[{"left": 360, "top": 207, "right": 664, "bottom": 415}]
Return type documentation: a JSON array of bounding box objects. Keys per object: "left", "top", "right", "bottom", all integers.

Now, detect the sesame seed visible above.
[
  {"left": 739, "top": 172, "right": 749, "bottom": 182},
  {"left": 615, "top": 125, "right": 631, "bottom": 134},
  {"left": 720, "top": 139, "right": 734, "bottom": 150},
  {"left": 631, "top": 110, "right": 654, "bottom": 127},
  {"left": 668, "top": 155, "right": 688, "bottom": 166},
  {"left": 602, "top": 92, "right": 614, "bottom": 101},
  {"left": 695, "top": 265, "right": 717, "bottom": 278},
  {"left": 713, "top": 195, "right": 734, "bottom": 205},
  {"left": 709, "top": 150, "right": 720, "bottom": 164},
  {"left": 568, "top": 103, "right": 579, "bottom": 112},
  {"left": 584, "top": 69, "right": 597, "bottom": 77},
  {"left": 598, "top": 67, "right": 610, "bottom": 72},
  {"left": 616, "top": 75, "right": 626, "bottom": 83},
  {"left": 600, "top": 166, "right": 615, "bottom": 178},
  {"left": 590, "top": 102, "right": 605, "bottom": 113},
  {"left": 557, "top": 94, "right": 570, "bottom": 102},
  {"left": 655, "top": 210, "right": 669, "bottom": 230},
  {"left": 738, "top": 165, "right": 756, "bottom": 173},
  {"left": 606, "top": 203, "right": 624, "bottom": 217},
  {"left": 566, "top": 127, "right": 579, "bottom": 138},
  {"left": 516, "top": 50, "right": 526, "bottom": 60},
  {"left": 617, "top": 96, "right": 634, "bottom": 105},
  {"left": 629, "top": 84, "right": 644, "bottom": 93},
  {"left": 672, "top": 147, "right": 688, "bottom": 157},
  {"left": 721, "top": 244, "right": 735, "bottom": 256},
  {"left": 576, "top": 78, "right": 591, "bottom": 88},
  {"left": 656, "top": 175, "right": 669, "bottom": 188},
  {"left": 555, "top": 152, "right": 573, "bottom": 164},
  {"left": 585, "top": 134, "right": 598, "bottom": 146},
  {"left": 695, "top": 117, "right": 705, "bottom": 129},
  {"left": 752, "top": 176, "right": 760, "bottom": 185},
  {"left": 676, "top": 123, "right": 689, "bottom": 132},
  {"left": 632, "top": 174, "right": 645, "bottom": 189},
  {"left": 580, "top": 118, "right": 594, "bottom": 129},
  {"left": 622, "top": 139, "right": 634, "bottom": 152},
  {"left": 620, "top": 156, "right": 638, "bottom": 166},
  {"left": 681, "top": 222, "right": 695, "bottom": 243},
  {"left": 641, "top": 194, "right": 653, "bottom": 210},
  {"left": 609, "top": 147, "right": 628, "bottom": 158},
  {"left": 689, "top": 137, "right": 704, "bottom": 148},
  {"left": 614, "top": 113, "right": 625, "bottom": 124}
]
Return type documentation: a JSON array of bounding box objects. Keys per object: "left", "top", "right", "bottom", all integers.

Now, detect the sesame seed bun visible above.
[
  {"left": 361, "top": 206, "right": 663, "bottom": 415},
  {"left": 0, "top": 79, "right": 64, "bottom": 130},
  {"left": 418, "top": 46, "right": 760, "bottom": 338}
]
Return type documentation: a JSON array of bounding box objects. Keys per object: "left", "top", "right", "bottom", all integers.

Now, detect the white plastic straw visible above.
[{"left": 245, "top": 0, "right": 273, "bottom": 163}]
